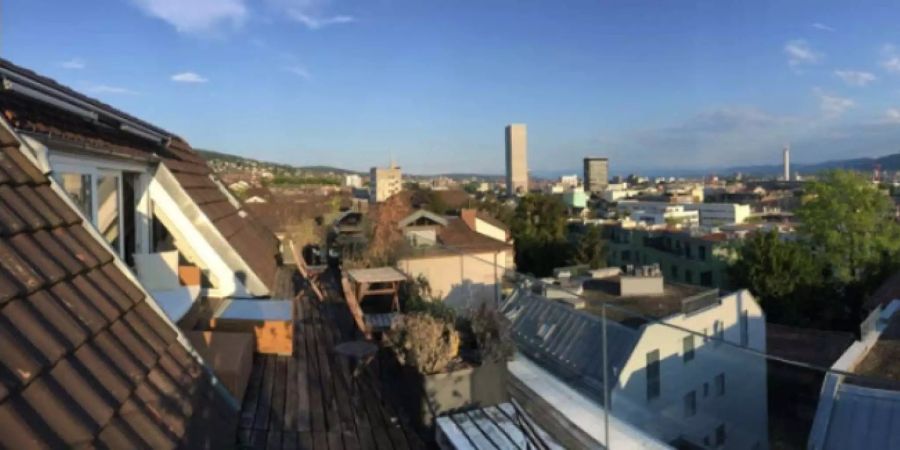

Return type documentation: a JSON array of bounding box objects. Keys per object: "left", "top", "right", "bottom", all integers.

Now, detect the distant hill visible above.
[
  {"left": 724, "top": 153, "right": 900, "bottom": 176},
  {"left": 195, "top": 149, "right": 362, "bottom": 175}
]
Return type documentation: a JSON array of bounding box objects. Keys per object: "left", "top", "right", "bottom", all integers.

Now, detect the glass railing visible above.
[{"left": 383, "top": 238, "right": 899, "bottom": 449}]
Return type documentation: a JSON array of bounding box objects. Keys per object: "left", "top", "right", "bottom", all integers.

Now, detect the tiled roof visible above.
[
  {"left": 864, "top": 269, "right": 900, "bottom": 312},
  {"left": 0, "top": 125, "right": 237, "bottom": 447},
  {"left": 501, "top": 289, "right": 640, "bottom": 401},
  {"left": 0, "top": 58, "right": 279, "bottom": 292}
]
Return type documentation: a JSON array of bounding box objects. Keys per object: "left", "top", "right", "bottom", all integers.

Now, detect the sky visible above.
[{"left": 4, "top": 0, "right": 900, "bottom": 175}]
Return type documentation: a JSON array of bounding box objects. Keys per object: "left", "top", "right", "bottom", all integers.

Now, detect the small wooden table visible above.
[{"left": 346, "top": 267, "right": 408, "bottom": 311}]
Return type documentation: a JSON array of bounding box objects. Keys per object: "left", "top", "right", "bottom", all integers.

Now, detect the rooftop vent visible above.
[{"left": 620, "top": 264, "right": 664, "bottom": 296}]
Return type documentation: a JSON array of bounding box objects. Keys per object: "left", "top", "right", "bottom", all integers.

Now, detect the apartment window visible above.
[
  {"left": 684, "top": 391, "right": 696, "bottom": 417},
  {"left": 683, "top": 335, "right": 695, "bottom": 362},
  {"left": 715, "top": 373, "right": 725, "bottom": 396},
  {"left": 740, "top": 309, "right": 749, "bottom": 347},
  {"left": 671, "top": 265, "right": 678, "bottom": 279},
  {"left": 699, "top": 245, "right": 707, "bottom": 261},
  {"left": 713, "top": 320, "right": 724, "bottom": 345},
  {"left": 703, "top": 382, "right": 709, "bottom": 397},
  {"left": 622, "top": 250, "right": 631, "bottom": 262},
  {"left": 715, "top": 424, "right": 726, "bottom": 447},
  {"left": 685, "top": 269, "right": 693, "bottom": 284},
  {"left": 646, "top": 350, "right": 660, "bottom": 401},
  {"left": 97, "top": 174, "right": 121, "bottom": 251},
  {"left": 57, "top": 172, "right": 92, "bottom": 218},
  {"left": 700, "top": 271, "right": 713, "bottom": 287},
  {"left": 685, "top": 244, "right": 692, "bottom": 259}
]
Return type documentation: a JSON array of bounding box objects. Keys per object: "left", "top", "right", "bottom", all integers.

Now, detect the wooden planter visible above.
[{"left": 403, "top": 360, "right": 509, "bottom": 429}]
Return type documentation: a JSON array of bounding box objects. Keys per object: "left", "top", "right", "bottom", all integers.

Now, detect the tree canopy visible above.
[{"left": 796, "top": 170, "right": 900, "bottom": 282}]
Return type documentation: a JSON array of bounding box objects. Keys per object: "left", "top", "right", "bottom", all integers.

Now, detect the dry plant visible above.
[{"left": 386, "top": 313, "right": 460, "bottom": 375}]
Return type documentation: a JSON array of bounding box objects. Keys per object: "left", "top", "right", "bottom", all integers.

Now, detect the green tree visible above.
[
  {"left": 572, "top": 225, "right": 607, "bottom": 269},
  {"left": 509, "top": 194, "right": 572, "bottom": 276},
  {"left": 728, "top": 231, "right": 823, "bottom": 325},
  {"left": 796, "top": 170, "right": 900, "bottom": 283}
]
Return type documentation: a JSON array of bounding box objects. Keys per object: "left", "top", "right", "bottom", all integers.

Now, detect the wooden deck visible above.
[{"left": 238, "top": 269, "right": 427, "bottom": 449}]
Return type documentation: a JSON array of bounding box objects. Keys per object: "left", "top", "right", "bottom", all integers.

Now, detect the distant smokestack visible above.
[{"left": 783, "top": 145, "right": 791, "bottom": 181}]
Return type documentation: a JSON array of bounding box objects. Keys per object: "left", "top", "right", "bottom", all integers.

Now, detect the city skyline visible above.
[{"left": 6, "top": 1, "right": 900, "bottom": 174}]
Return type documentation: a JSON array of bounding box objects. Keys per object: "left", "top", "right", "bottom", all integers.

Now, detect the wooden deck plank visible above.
[
  {"left": 241, "top": 353, "right": 267, "bottom": 429},
  {"left": 269, "top": 357, "right": 289, "bottom": 433},
  {"left": 255, "top": 355, "right": 277, "bottom": 430},
  {"left": 282, "top": 431, "right": 299, "bottom": 450},
  {"left": 296, "top": 301, "right": 312, "bottom": 433},
  {"left": 266, "top": 430, "right": 283, "bottom": 450},
  {"left": 285, "top": 350, "right": 299, "bottom": 432}
]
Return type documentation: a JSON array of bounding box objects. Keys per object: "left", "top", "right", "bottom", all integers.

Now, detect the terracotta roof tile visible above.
[
  {"left": 0, "top": 238, "right": 44, "bottom": 295},
  {"left": 9, "top": 232, "right": 66, "bottom": 285},
  {"left": 49, "top": 281, "right": 109, "bottom": 334},
  {"left": 27, "top": 290, "right": 89, "bottom": 350},
  {"left": 32, "top": 229, "right": 85, "bottom": 276},
  {"left": 2, "top": 299, "right": 69, "bottom": 365},
  {"left": 47, "top": 358, "right": 116, "bottom": 427},
  {"left": 72, "top": 343, "right": 132, "bottom": 404},
  {"left": 17, "top": 184, "right": 64, "bottom": 228},
  {"left": 0, "top": 184, "right": 46, "bottom": 229}
]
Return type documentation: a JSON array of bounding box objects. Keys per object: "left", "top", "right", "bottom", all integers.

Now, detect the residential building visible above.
[
  {"left": 684, "top": 202, "right": 752, "bottom": 226},
  {"left": 584, "top": 157, "right": 609, "bottom": 194},
  {"left": 563, "top": 189, "right": 588, "bottom": 210},
  {"left": 808, "top": 299, "right": 900, "bottom": 449},
  {"left": 395, "top": 209, "right": 514, "bottom": 310},
  {"left": 503, "top": 269, "right": 768, "bottom": 449},
  {"left": 0, "top": 59, "right": 278, "bottom": 299},
  {"left": 344, "top": 173, "right": 363, "bottom": 188},
  {"left": 369, "top": 163, "right": 402, "bottom": 202},
  {"left": 606, "top": 225, "right": 731, "bottom": 288},
  {"left": 617, "top": 201, "right": 700, "bottom": 227},
  {"left": 505, "top": 123, "right": 528, "bottom": 195},
  {"left": 559, "top": 174, "right": 579, "bottom": 189},
  {"left": 0, "top": 58, "right": 424, "bottom": 448}
]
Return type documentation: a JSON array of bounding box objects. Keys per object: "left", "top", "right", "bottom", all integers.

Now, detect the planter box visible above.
[{"left": 404, "top": 360, "right": 509, "bottom": 429}]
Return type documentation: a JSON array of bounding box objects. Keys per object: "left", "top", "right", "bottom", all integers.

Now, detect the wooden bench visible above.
[{"left": 289, "top": 240, "right": 327, "bottom": 302}]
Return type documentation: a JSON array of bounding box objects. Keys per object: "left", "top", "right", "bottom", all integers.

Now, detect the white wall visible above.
[
  {"left": 473, "top": 218, "right": 508, "bottom": 242},
  {"left": 398, "top": 249, "right": 512, "bottom": 311},
  {"left": 611, "top": 290, "right": 769, "bottom": 449}
]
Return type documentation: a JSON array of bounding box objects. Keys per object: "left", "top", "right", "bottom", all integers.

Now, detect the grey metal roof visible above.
[
  {"left": 501, "top": 289, "right": 641, "bottom": 401},
  {"left": 822, "top": 383, "right": 900, "bottom": 450}
]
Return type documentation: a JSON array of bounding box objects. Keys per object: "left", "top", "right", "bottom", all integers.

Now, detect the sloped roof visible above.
[
  {"left": 0, "top": 58, "right": 279, "bottom": 292},
  {"left": 818, "top": 383, "right": 900, "bottom": 450},
  {"left": 501, "top": 289, "right": 640, "bottom": 401},
  {"left": 398, "top": 209, "right": 448, "bottom": 228},
  {"left": 0, "top": 125, "right": 236, "bottom": 447},
  {"left": 864, "top": 269, "right": 900, "bottom": 312}
]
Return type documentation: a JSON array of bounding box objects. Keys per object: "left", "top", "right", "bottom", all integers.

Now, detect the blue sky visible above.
[{"left": 5, "top": 0, "right": 900, "bottom": 175}]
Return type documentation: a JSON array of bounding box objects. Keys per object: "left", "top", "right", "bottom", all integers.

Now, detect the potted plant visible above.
[{"left": 386, "top": 300, "right": 514, "bottom": 429}]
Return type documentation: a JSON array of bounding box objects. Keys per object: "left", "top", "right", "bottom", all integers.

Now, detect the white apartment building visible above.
[
  {"left": 617, "top": 200, "right": 700, "bottom": 227},
  {"left": 685, "top": 203, "right": 752, "bottom": 226},
  {"left": 503, "top": 273, "right": 768, "bottom": 449},
  {"left": 369, "top": 163, "right": 402, "bottom": 202},
  {"left": 559, "top": 174, "right": 579, "bottom": 189},
  {"left": 344, "top": 173, "right": 363, "bottom": 188}
]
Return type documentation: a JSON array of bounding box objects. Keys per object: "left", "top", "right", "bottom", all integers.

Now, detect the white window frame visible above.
[{"left": 49, "top": 151, "right": 152, "bottom": 261}]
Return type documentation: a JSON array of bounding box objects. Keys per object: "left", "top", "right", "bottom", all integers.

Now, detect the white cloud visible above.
[
  {"left": 885, "top": 108, "right": 900, "bottom": 124},
  {"left": 130, "top": 0, "right": 247, "bottom": 34},
  {"left": 784, "top": 40, "right": 823, "bottom": 67},
  {"left": 266, "top": 0, "right": 355, "bottom": 30},
  {"left": 882, "top": 45, "right": 900, "bottom": 74},
  {"left": 834, "top": 70, "right": 876, "bottom": 86},
  {"left": 86, "top": 84, "right": 138, "bottom": 95},
  {"left": 171, "top": 72, "right": 208, "bottom": 83},
  {"left": 285, "top": 66, "right": 312, "bottom": 79},
  {"left": 811, "top": 22, "right": 835, "bottom": 32},
  {"left": 814, "top": 88, "right": 855, "bottom": 118},
  {"left": 60, "top": 58, "right": 86, "bottom": 70},
  {"left": 288, "top": 13, "right": 354, "bottom": 29}
]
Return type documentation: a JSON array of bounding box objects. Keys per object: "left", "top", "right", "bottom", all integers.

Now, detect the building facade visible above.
[
  {"left": 684, "top": 203, "right": 752, "bottom": 226},
  {"left": 584, "top": 157, "right": 609, "bottom": 194},
  {"left": 369, "top": 164, "right": 402, "bottom": 202},
  {"left": 505, "top": 123, "right": 528, "bottom": 195},
  {"left": 607, "top": 225, "right": 731, "bottom": 289},
  {"left": 503, "top": 281, "right": 769, "bottom": 449}
]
